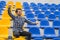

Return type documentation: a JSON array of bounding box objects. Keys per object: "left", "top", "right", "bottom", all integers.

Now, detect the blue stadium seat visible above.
[
  {"left": 32, "top": 7, "right": 39, "bottom": 11},
  {"left": 53, "top": 38, "right": 60, "bottom": 40},
  {"left": 41, "top": 6, "right": 48, "bottom": 12},
  {"left": 54, "top": 11, "right": 60, "bottom": 17},
  {"left": 50, "top": 4, "right": 56, "bottom": 7},
  {"left": 30, "top": 3, "right": 37, "bottom": 7},
  {"left": 53, "top": 20, "right": 60, "bottom": 29},
  {"left": 24, "top": 8, "right": 31, "bottom": 12},
  {"left": 23, "top": 2, "right": 29, "bottom": 7},
  {"left": 59, "top": 28, "right": 60, "bottom": 37},
  {"left": 44, "top": 3, "right": 50, "bottom": 9},
  {"left": 44, "top": 27, "right": 57, "bottom": 38},
  {"left": 34, "top": 38, "right": 43, "bottom": 40},
  {"left": 35, "top": 11, "right": 42, "bottom": 16},
  {"left": 45, "top": 11, "right": 51, "bottom": 16},
  {"left": 48, "top": 14, "right": 56, "bottom": 21},
  {"left": 23, "top": 6, "right": 30, "bottom": 9},
  {"left": 25, "top": 13, "right": 35, "bottom": 19},
  {"left": 50, "top": 7, "right": 56, "bottom": 12},
  {"left": 40, "top": 19, "right": 49, "bottom": 28},
  {"left": 37, "top": 14, "right": 45, "bottom": 21},
  {"left": 37, "top": 3, "right": 43, "bottom": 9},
  {"left": 29, "top": 27, "right": 41, "bottom": 38},
  {"left": 25, "top": 11, "right": 32, "bottom": 14}
]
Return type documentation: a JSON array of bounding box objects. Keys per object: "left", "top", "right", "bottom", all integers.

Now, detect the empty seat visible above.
[
  {"left": 37, "top": 3, "right": 43, "bottom": 9},
  {"left": 48, "top": 14, "right": 56, "bottom": 21},
  {"left": 23, "top": 2, "right": 29, "bottom": 7},
  {"left": 53, "top": 38, "right": 60, "bottom": 40},
  {"left": 25, "top": 11, "right": 32, "bottom": 14},
  {"left": 30, "top": 3, "right": 37, "bottom": 7},
  {"left": 53, "top": 20, "right": 60, "bottom": 28},
  {"left": 34, "top": 38, "right": 43, "bottom": 40},
  {"left": 37, "top": 14, "right": 45, "bottom": 21},
  {"left": 29, "top": 27, "right": 41, "bottom": 38},
  {"left": 44, "top": 27, "right": 57, "bottom": 38},
  {"left": 35, "top": 11, "right": 41, "bottom": 16},
  {"left": 54, "top": 11, "right": 60, "bottom": 17},
  {"left": 24, "top": 8, "right": 31, "bottom": 12},
  {"left": 50, "top": 7, "right": 56, "bottom": 12},
  {"left": 32, "top": 7, "right": 39, "bottom": 11},
  {"left": 40, "top": 19, "right": 49, "bottom": 28},
  {"left": 44, "top": 3, "right": 50, "bottom": 9},
  {"left": 25, "top": 13, "right": 35, "bottom": 19},
  {"left": 45, "top": 11, "right": 51, "bottom": 16},
  {"left": 41, "top": 6, "right": 48, "bottom": 12},
  {"left": 0, "top": 1, "right": 6, "bottom": 8}
]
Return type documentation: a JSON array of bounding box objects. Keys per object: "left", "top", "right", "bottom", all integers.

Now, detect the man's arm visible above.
[
  {"left": 24, "top": 18, "right": 37, "bottom": 25},
  {"left": 8, "top": 7, "right": 15, "bottom": 19}
]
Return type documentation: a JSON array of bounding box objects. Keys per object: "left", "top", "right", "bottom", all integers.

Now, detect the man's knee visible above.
[{"left": 13, "top": 31, "right": 20, "bottom": 38}]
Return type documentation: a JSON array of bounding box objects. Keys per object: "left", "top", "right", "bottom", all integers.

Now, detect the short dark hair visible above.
[{"left": 15, "top": 8, "right": 22, "bottom": 13}]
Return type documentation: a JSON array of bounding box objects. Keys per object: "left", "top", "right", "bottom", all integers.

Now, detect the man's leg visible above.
[
  {"left": 20, "top": 31, "right": 31, "bottom": 40},
  {"left": 13, "top": 29, "right": 20, "bottom": 38}
]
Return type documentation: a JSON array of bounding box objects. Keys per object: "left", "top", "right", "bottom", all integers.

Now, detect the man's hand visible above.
[{"left": 36, "top": 22, "right": 39, "bottom": 24}]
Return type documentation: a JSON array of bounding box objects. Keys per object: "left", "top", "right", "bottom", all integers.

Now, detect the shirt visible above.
[{"left": 8, "top": 7, "right": 36, "bottom": 32}]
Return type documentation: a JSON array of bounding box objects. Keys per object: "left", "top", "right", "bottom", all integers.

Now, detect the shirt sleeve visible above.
[
  {"left": 8, "top": 7, "right": 15, "bottom": 19},
  {"left": 24, "top": 18, "right": 36, "bottom": 25}
]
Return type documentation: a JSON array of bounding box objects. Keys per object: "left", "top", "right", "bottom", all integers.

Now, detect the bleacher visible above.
[{"left": 0, "top": 1, "right": 60, "bottom": 40}]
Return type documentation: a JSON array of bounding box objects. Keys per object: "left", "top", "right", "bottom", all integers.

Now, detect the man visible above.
[{"left": 8, "top": 5, "right": 38, "bottom": 40}]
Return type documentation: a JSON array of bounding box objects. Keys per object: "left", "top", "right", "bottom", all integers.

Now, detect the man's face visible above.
[{"left": 16, "top": 10, "right": 22, "bottom": 16}]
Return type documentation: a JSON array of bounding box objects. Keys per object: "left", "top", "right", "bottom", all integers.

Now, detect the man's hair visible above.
[{"left": 15, "top": 8, "right": 22, "bottom": 13}]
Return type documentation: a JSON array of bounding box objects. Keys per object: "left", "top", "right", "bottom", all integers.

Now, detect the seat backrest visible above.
[
  {"left": 34, "top": 38, "right": 42, "bottom": 40},
  {"left": 44, "top": 27, "right": 55, "bottom": 34},
  {"left": 53, "top": 20, "right": 60, "bottom": 26},
  {"left": 53, "top": 38, "right": 60, "bottom": 40},
  {"left": 29, "top": 27, "right": 40, "bottom": 34},
  {"left": 40, "top": 20, "right": 49, "bottom": 26},
  {"left": 48, "top": 14, "right": 56, "bottom": 19}
]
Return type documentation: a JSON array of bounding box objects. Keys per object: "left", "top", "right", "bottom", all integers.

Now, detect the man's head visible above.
[{"left": 15, "top": 8, "right": 22, "bottom": 16}]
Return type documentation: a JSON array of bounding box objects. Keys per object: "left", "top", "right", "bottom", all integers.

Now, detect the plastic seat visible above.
[
  {"left": 35, "top": 11, "right": 41, "bottom": 16},
  {"left": 23, "top": 6, "right": 30, "bottom": 9},
  {"left": 50, "top": 7, "right": 56, "bottom": 12},
  {"left": 23, "top": 2, "right": 29, "bottom": 7},
  {"left": 25, "top": 11, "right": 32, "bottom": 14},
  {"left": 37, "top": 14, "right": 45, "bottom": 21},
  {"left": 48, "top": 14, "right": 56, "bottom": 21},
  {"left": 29, "top": 27, "right": 41, "bottom": 38},
  {"left": 32, "top": 7, "right": 39, "bottom": 11},
  {"left": 34, "top": 38, "right": 43, "bottom": 40},
  {"left": 44, "top": 27, "right": 57, "bottom": 38},
  {"left": 54, "top": 11, "right": 60, "bottom": 17},
  {"left": 44, "top": 3, "right": 50, "bottom": 9},
  {"left": 30, "top": 3, "right": 37, "bottom": 7},
  {"left": 40, "top": 19, "right": 49, "bottom": 28},
  {"left": 37, "top": 3, "right": 43, "bottom": 9},
  {"left": 0, "top": 1, "right": 6, "bottom": 8},
  {"left": 59, "top": 28, "right": 60, "bottom": 37},
  {"left": 53, "top": 38, "right": 60, "bottom": 40},
  {"left": 24, "top": 8, "right": 31, "bottom": 12},
  {"left": 45, "top": 11, "right": 51, "bottom": 16},
  {"left": 25, "top": 13, "right": 35, "bottom": 19},
  {"left": 53, "top": 20, "right": 60, "bottom": 29},
  {"left": 41, "top": 6, "right": 48, "bottom": 12}
]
